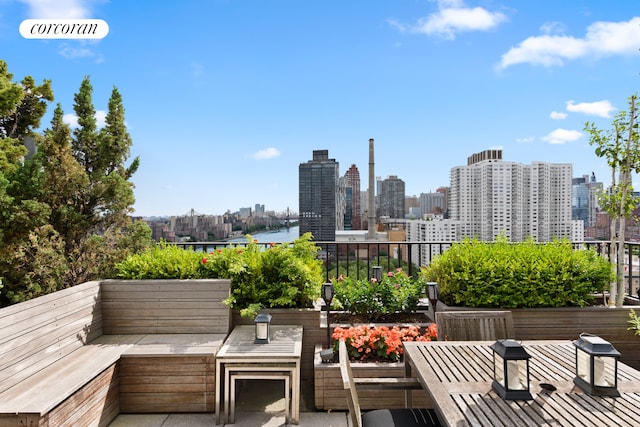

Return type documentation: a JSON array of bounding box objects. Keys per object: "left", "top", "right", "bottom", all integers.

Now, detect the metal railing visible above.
[{"left": 174, "top": 240, "right": 640, "bottom": 294}]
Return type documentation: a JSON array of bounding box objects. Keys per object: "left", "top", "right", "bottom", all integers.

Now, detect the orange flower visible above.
[{"left": 332, "top": 324, "right": 437, "bottom": 362}]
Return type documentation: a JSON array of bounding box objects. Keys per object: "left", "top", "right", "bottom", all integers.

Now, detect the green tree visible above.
[
  {"left": 0, "top": 61, "right": 151, "bottom": 306},
  {"left": 41, "top": 77, "right": 145, "bottom": 285},
  {"left": 0, "top": 60, "right": 60, "bottom": 305},
  {"left": 586, "top": 94, "right": 640, "bottom": 307}
]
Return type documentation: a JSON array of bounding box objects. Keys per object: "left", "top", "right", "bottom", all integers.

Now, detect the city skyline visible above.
[{"left": 2, "top": 1, "right": 639, "bottom": 217}]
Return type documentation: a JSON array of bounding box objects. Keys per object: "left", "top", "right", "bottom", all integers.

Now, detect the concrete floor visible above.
[{"left": 109, "top": 379, "right": 351, "bottom": 427}]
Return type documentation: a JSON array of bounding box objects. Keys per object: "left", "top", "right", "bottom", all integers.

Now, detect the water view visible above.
[{"left": 229, "top": 226, "right": 300, "bottom": 244}]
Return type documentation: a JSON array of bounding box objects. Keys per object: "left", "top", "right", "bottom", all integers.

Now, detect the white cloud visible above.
[
  {"left": 190, "top": 62, "right": 205, "bottom": 79},
  {"left": 58, "top": 43, "right": 104, "bottom": 63},
  {"left": 95, "top": 110, "right": 106, "bottom": 128},
  {"left": 252, "top": 147, "right": 281, "bottom": 160},
  {"left": 550, "top": 111, "right": 567, "bottom": 120},
  {"left": 63, "top": 113, "right": 78, "bottom": 127},
  {"left": 566, "top": 100, "right": 615, "bottom": 118},
  {"left": 542, "top": 128, "right": 582, "bottom": 145},
  {"left": 515, "top": 137, "right": 534, "bottom": 143},
  {"left": 19, "top": 0, "right": 91, "bottom": 19},
  {"left": 540, "top": 21, "right": 567, "bottom": 35},
  {"left": 390, "top": 0, "right": 507, "bottom": 40},
  {"left": 498, "top": 17, "right": 640, "bottom": 69},
  {"left": 63, "top": 110, "right": 107, "bottom": 128}
]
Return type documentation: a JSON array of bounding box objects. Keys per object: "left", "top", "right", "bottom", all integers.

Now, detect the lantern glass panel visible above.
[
  {"left": 507, "top": 360, "right": 527, "bottom": 390},
  {"left": 595, "top": 356, "right": 616, "bottom": 387},
  {"left": 493, "top": 353, "right": 505, "bottom": 387},
  {"left": 256, "top": 322, "right": 268, "bottom": 341},
  {"left": 576, "top": 347, "right": 590, "bottom": 384}
]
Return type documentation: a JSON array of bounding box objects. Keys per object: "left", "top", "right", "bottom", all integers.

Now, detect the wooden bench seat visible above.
[
  {"left": 0, "top": 279, "right": 232, "bottom": 426},
  {"left": 100, "top": 280, "right": 231, "bottom": 414},
  {"left": 117, "top": 333, "right": 226, "bottom": 413},
  {"left": 0, "top": 334, "right": 142, "bottom": 426}
]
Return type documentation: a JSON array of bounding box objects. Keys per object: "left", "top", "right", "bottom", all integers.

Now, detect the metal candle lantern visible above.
[
  {"left": 490, "top": 339, "right": 533, "bottom": 400},
  {"left": 254, "top": 312, "right": 272, "bottom": 344},
  {"left": 573, "top": 333, "right": 620, "bottom": 397},
  {"left": 372, "top": 266, "right": 382, "bottom": 282},
  {"left": 426, "top": 282, "right": 439, "bottom": 314},
  {"left": 320, "top": 282, "right": 335, "bottom": 362}
]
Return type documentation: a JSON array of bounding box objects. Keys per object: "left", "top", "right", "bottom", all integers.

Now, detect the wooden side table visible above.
[{"left": 215, "top": 325, "right": 303, "bottom": 424}]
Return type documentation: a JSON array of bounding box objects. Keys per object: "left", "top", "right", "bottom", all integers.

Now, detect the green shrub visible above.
[
  {"left": 420, "top": 237, "right": 614, "bottom": 308},
  {"left": 115, "top": 241, "right": 205, "bottom": 279},
  {"left": 114, "top": 232, "right": 323, "bottom": 317},
  {"left": 332, "top": 268, "right": 425, "bottom": 321},
  {"left": 629, "top": 309, "right": 640, "bottom": 336}
]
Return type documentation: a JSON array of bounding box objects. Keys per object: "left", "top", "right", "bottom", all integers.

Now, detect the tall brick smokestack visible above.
[{"left": 368, "top": 138, "right": 375, "bottom": 240}]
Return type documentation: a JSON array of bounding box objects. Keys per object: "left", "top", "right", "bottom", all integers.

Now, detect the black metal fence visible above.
[{"left": 174, "top": 240, "right": 640, "bottom": 294}]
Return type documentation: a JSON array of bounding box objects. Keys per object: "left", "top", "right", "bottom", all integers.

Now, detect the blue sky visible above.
[{"left": 2, "top": 0, "right": 639, "bottom": 217}]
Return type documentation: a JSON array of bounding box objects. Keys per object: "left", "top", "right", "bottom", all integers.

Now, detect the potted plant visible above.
[
  {"left": 314, "top": 324, "right": 437, "bottom": 410},
  {"left": 331, "top": 268, "right": 427, "bottom": 323}
]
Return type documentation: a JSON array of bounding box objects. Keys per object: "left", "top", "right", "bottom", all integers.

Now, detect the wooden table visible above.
[
  {"left": 215, "top": 325, "right": 303, "bottom": 424},
  {"left": 404, "top": 340, "right": 640, "bottom": 427}
]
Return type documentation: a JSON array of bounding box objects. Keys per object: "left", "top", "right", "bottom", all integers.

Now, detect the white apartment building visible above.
[
  {"left": 406, "top": 216, "right": 460, "bottom": 266},
  {"left": 449, "top": 150, "right": 573, "bottom": 242}
]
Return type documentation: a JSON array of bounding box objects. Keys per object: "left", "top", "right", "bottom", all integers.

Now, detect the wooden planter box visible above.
[
  {"left": 441, "top": 305, "right": 640, "bottom": 370},
  {"left": 232, "top": 307, "right": 321, "bottom": 381},
  {"left": 313, "top": 344, "right": 431, "bottom": 411}
]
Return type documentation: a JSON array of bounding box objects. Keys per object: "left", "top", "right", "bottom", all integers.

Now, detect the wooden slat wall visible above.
[
  {"left": 119, "top": 355, "right": 215, "bottom": 413},
  {"left": 40, "top": 363, "right": 120, "bottom": 427},
  {"left": 313, "top": 349, "right": 431, "bottom": 411},
  {"left": 101, "top": 280, "right": 231, "bottom": 335},
  {"left": 440, "top": 306, "right": 640, "bottom": 370},
  {"left": 509, "top": 307, "right": 640, "bottom": 370},
  {"left": 0, "top": 281, "right": 102, "bottom": 394}
]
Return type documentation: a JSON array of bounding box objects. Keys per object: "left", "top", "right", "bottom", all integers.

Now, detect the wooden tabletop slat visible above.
[{"left": 405, "top": 341, "right": 640, "bottom": 427}]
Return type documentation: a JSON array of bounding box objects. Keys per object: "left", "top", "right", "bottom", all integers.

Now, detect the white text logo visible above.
[{"left": 20, "top": 19, "right": 109, "bottom": 39}]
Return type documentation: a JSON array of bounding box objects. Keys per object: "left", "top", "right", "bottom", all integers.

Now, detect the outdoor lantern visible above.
[
  {"left": 320, "top": 282, "right": 335, "bottom": 362},
  {"left": 322, "top": 282, "right": 335, "bottom": 308},
  {"left": 372, "top": 266, "right": 382, "bottom": 282},
  {"left": 426, "top": 282, "right": 439, "bottom": 314},
  {"left": 254, "top": 312, "right": 272, "bottom": 344},
  {"left": 490, "top": 339, "right": 533, "bottom": 400},
  {"left": 573, "top": 333, "right": 621, "bottom": 397}
]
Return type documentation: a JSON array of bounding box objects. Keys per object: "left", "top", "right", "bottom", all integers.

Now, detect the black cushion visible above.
[{"left": 362, "top": 408, "right": 442, "bottom": 427}]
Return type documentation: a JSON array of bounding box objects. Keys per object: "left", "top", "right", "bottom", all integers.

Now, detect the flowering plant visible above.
[
  {"left": 332, "top": 323, "right": 438, "bottom": 362},
  {"left": 332, "top": 268, "right": 425, "bottom": 321}
]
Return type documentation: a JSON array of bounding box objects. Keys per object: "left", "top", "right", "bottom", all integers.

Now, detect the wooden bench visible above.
[
  {"left": 101, "top": 279, "right": 231, "bottom": 413},
  {"left": 0, "top": 279, "right": 231, "bottom": 426}
]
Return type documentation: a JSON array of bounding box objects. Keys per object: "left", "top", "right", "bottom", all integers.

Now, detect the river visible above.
[{"left": 229, "top": 226, "right": 300, "bottom": 243}]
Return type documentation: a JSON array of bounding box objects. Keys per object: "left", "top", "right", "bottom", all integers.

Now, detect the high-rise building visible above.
[
  {"left": 378, "top": 175, "right": 405, "bottom": 219},
  {"left": 299, "top": 150, "right": 339, "bottom": 241},
  {"left": 406, "top": 217, "right": 460, "bottom": 266},
  {"left": 572, "top": 173, "right": 602, "bottom": 228},
  {"left": 344, "top": 164, "right": 362, "bottom": 230},
  {"left": 419, "top": 192, "right": 446, "bottom": 217},
  {"left": 449, "top": 149, "right": 573, "bottom": 242}
]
